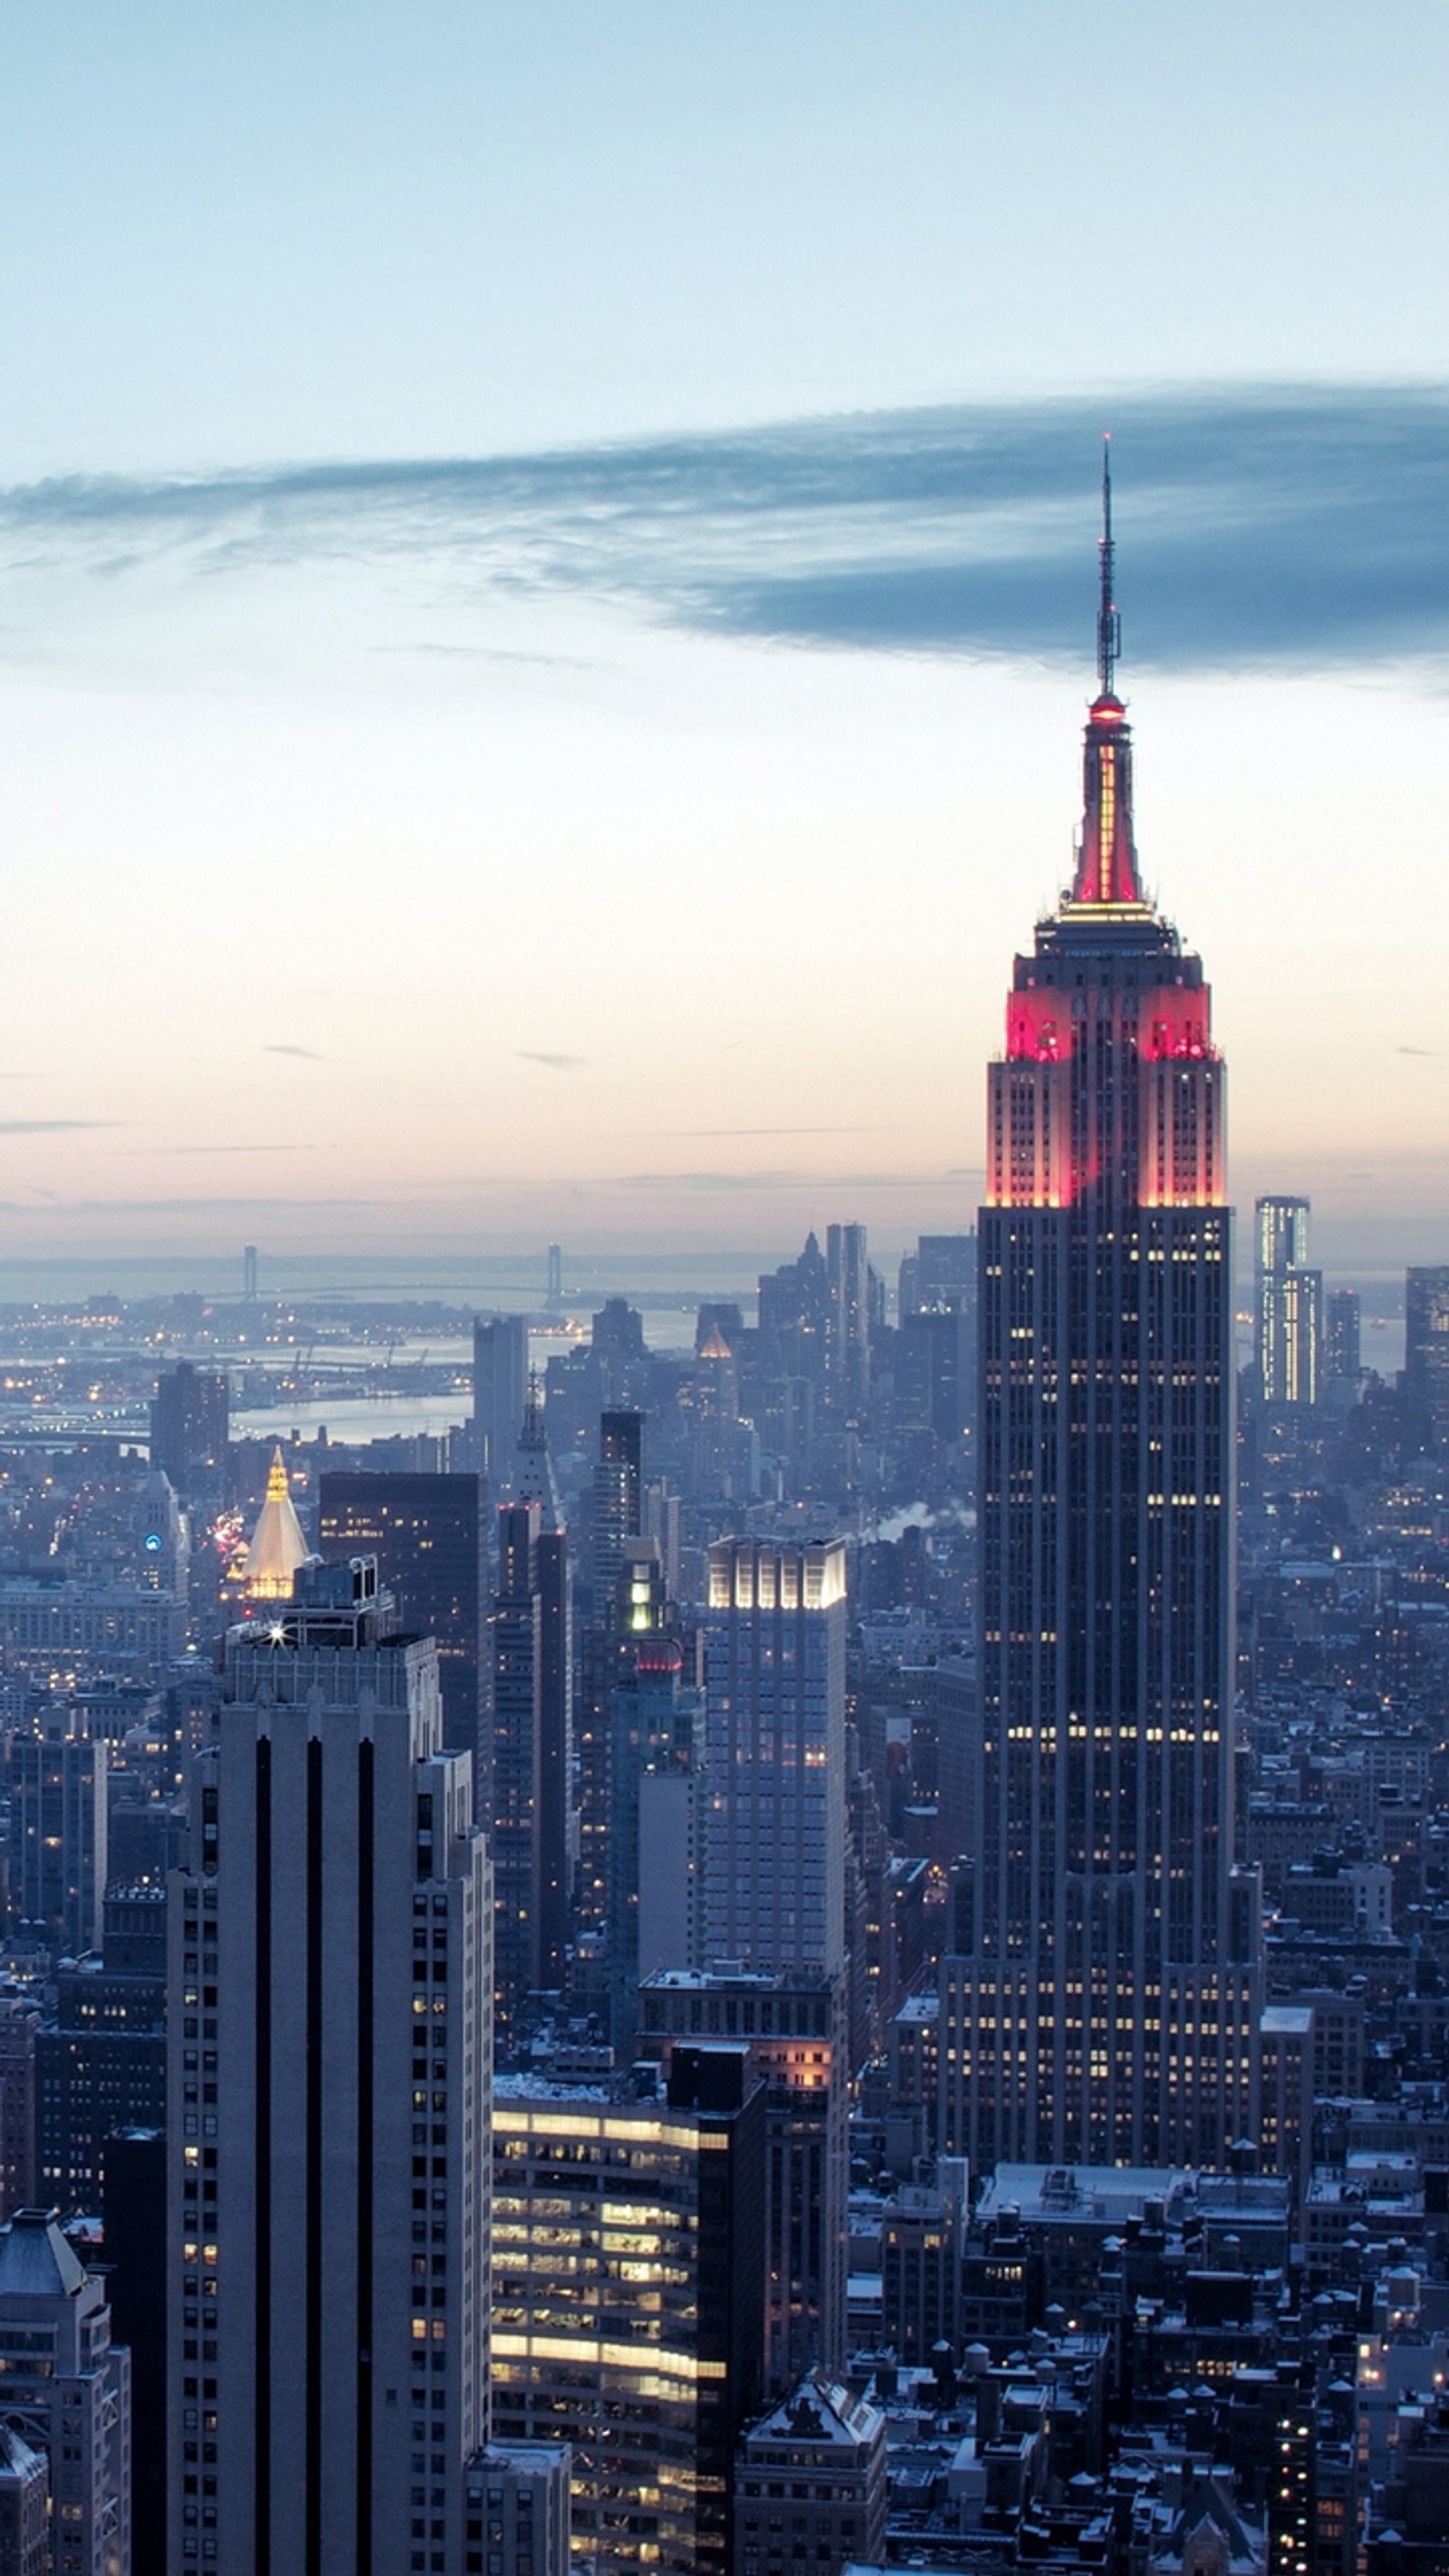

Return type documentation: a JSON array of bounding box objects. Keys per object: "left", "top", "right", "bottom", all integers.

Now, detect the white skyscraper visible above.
[
  {"left": 166, "top": 1557, "right": 492, "bottom": 2576},
  {"left": 703, "top": 1538, "right": 847, "bottom": 1978}
]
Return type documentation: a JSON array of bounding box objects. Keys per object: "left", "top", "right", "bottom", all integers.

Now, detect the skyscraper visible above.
[
  {"left": 150, "top": 1360, "right": 230, "bottom": 1501},
  {"left": 165, "top": 1557, "right": 493, "bottom": 2575},
  {"left": 492, "top": 2047, "right": 765, "bottom": 2575},
  {"left": 1325, "top": 1285, "right": 1362, "bottom": 1388},
  {"left": 1405, "top": 1266, "right": 1449, "bottom": 1447},
  {"left": 825, "top": 1224, "right": 870, "bottom": 1413},
  {"left": 1256, "top": 1196, "right": 1322, "bottom": 1406},
  {"left": 472, "top": 1316, "right": 529, "bottom": 1491},
  {"left": 318, "top": 1470, "right": 489, "bottom": 1766},
  {"left": 943, "top": 457, "right": 1261, "bottom": 2172},
  {"left": 703, "top": 1538, "right": 848, "bottom": 1981}
]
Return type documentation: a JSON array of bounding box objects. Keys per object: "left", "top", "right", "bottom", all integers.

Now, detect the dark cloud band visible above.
[{"left": 4, "top": 384, "right": 1447, "bottom": 670}]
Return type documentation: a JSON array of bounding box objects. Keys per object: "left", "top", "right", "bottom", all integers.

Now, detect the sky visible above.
[{"left": 1, "top": 1, "right": 1447, "bottom": 1283}]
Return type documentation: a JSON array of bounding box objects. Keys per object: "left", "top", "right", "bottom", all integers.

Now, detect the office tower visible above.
[
  {"left": 607, "top": 1598, "right": 706, "bottom": 2059},
  {"left": 165, "top": 1557, "right": 492, "bottom": 2576},
  {"left": 945, "top": 462, "right": 1261, "bottom": 2172},
  {"left": 0, "top": 2208, "right": 131, "bottom": 2576},
  {"left": 0, "top": 1998, "right": 41, "bottom": 2216},
  {"left": 759, "top": 1235, "right": 830, "bottom": 1379},
  {"left": 240, "top": 1445, "right": 312, "bottom": 1600},
  {"left": 590, "top": 1297, "right": 649, "bottom": 1404},
  {"left": 733, "top": 2378, "right": 888, "bottom": 2576},
  {"left": 473, "top": 1314, "right": 529, "bottom": 1489},
  {"left": 1325, "top": 1285, "right": 1362, "bottom": 1386},
  {"left": 38, "top": 1891, "right": 167, "bottom": 2207},
  {"left": 490, "top": 1499, "right": 543, "bottom": 2043},
  {"left": 1405, "top": 1266, "right": 1449, "bottom": 1447},
  {"left": 1256, "top": 1196, "right": 1322, "bottom": 1406},
  {"left": 511, "top": 1382, "right": 572, "bottom": 1993},
  {"left": 703, "top": 1538, "right": 848, "bottom": 1980},
  {"left": 640, "top": 1968, "right": 848, "bottom": 2392},
  {"left": 492, "top": 2045, "right": 765, "bottom": 2575},
  {"left": 104, "top": 2127, "right": 167, "bottom": 2576},
  {"left": 151, "top": 1360, "right": 230, "bottom": 1501},
  {"left": 897, "top": 1231, "right": 976, "bottom": 1319},
  {"left": 319, "top": 1470, "right": 488, "bottom": 1764},
  {"left": 243, "top": 1244, "right": 258, "bottom": 1302},
  {"left": 11, "top": 1711, "right": 107, "bottom": 1956},
  {"left": 592, "top": 1406, "right": 643, "bottom": 1606},
  {"left": 545, "top": 1243, "right": 562, "bottom": 1312},
  {"left": 825, "top": 1223, "right": 869, "bottom": 1411}
]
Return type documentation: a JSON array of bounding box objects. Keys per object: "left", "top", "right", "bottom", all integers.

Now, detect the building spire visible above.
[
  {"left": 1070, "top": 437, "right": 1145, "bottom": 908},
  {"left": 1098, "top": 435, "right": 1120, "bottom": 700}
]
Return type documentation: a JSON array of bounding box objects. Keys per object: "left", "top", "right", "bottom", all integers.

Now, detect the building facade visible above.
[
  {"left": 944, "top": 473, "right": 1262, "bottom": 2171},
  {"left": 1255, "top": 1197, "right": 1322, "bottom": 1408},
  {"left": 702, "top": 1539, "right": 848, "bottom": 1983},
  {"left": 165, "top": 1557, "right": 492, "bottom": 2576},
  {"left": 318, "top": 1471, "right": 489, "bottom": 1771},
  {"left": 491, "top": 2048, "right": 765, "bottom": 2576}
]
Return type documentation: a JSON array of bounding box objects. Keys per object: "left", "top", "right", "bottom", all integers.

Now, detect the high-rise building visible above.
[
  {"left": 37, "top": 1891, "right": 167, "bottom": 2207},
  {"left": 165, "top": 1556, "right": 493, "bottom": 2575},
  {"left": 318, "top": 1470, "right": 488, "bottom": 1767},
  {"left": 592, "top": 1407, "right": 643, "bottom": 1609},
  {"left": 703, "top": 1539, "right": 848, "bottom": 1981},
  {"left": 104, "top": 2127, "right": 167, "bottom": 2576},
  {"left": 473, "top": 1315, "right": 529, "bottom": 1490},
  {"left": 150, "top": 1361, "right": 230, "bottom": 1501},
  {"left": 1405, "top": 1266, "right": 1449, "bottom": 1447},
  {"left": 0, "top": 2208, "right": 131, "bottom": 2576},
  {"left": 1256, "top": 1196, "right": 1322, "bottom": 1406},
  {"left": 639, "top": 1967, "right": 849, "bottom": 2392},
  {"left": 492, "top": 2046, "right": 765, "bottom": 2576},
  {"left": 10, "top": 1711, "right": 107, "bottom": 1956},
  {"left": 607, "top": 1594, "right": 706, "bottom": 2060},
  {"left": 0, "top": 1998, "right": 42, "bottom": 2218},
  {"left": 944, "top": 461, "right": 1261, "bottom": 2172},
  {"left": 825, "top": 1225, "right": 869, "bottom": 1412},
  {"left": 1325, "top": 1285, "right": 1362, "bottom": 1387},
  {"left": 490, "top": 1499, "right": 543, "bottom": 2043}
]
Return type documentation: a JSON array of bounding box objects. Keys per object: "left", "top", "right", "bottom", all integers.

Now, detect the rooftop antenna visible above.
[{"left": 1097, "top": 434, "right": 1121, "bottom": 698}]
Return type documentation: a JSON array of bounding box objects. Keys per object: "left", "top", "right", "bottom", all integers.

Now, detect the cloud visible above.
[
  {"left": 138, "top": 1144, "right": 314, "bottom": 1157},
  {"left": 264, "top": 1044, "right": 322, "bottom": 1061},
  {"left": 516, "top": 1051, "right": 587, "bottom": 1071},
  {"left": 2, "top": 385, "right": 1448, "bottom": 672},
  {"left": 0, "top": 1119, "right": 120, "bottom": 1136},
  {"left": 1397, "top": 1045, "right": 1438, "bottom": 1057}
]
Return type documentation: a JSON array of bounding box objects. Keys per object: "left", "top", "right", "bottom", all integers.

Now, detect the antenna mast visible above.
[{"left": 1097, "top": 435, "right": 1121, "bottom": 697}]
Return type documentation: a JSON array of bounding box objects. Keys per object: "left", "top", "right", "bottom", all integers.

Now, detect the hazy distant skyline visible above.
[{"left": 1, "top": 4, "right": 1446, "bottom": 1266}]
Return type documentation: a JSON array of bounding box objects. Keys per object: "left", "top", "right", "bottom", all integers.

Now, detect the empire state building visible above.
[{"left": 943, "top": 457, "right": 1262, "bottom": 2171}]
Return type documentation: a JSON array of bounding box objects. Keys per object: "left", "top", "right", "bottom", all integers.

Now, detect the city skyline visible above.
[{"left": 0, "top": 6, "right": 1445, "bottom": 1260}]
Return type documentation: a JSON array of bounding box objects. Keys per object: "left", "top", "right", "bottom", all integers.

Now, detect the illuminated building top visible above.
[
  {"left": 242, "top": 1443, "right": 312, "bottom": 1600},
  {"left": 986, "top": 447, "right": 1224, "bottom": 1213}
]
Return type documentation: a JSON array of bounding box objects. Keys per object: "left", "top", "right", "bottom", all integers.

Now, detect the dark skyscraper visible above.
[
  {"left": 150, "top": 1360, "right": 229, "bottom": 1499},
  {"left": 318, "top": 1471, "right": 488, "bottom": 1764},
  {"left": 943, "top": 458, "right": 1261, "bottom": 2171}
]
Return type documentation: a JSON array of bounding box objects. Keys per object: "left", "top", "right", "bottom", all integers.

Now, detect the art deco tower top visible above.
[{"left": 1069, "top": 437, "right": 1147, "bottom": 911}]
